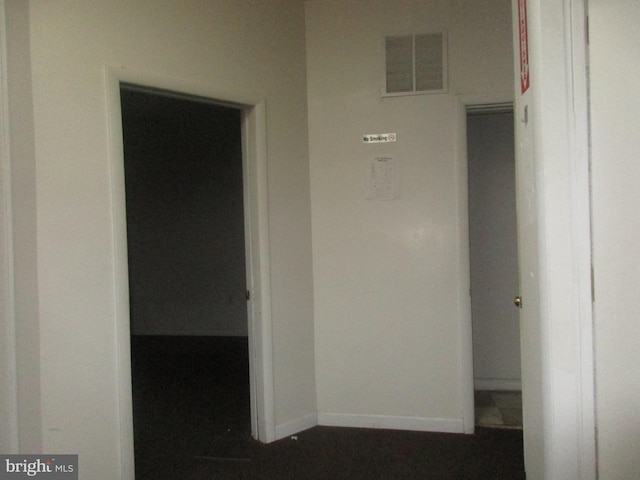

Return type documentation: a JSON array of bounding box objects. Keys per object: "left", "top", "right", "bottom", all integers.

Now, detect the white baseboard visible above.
[
  {"left": 274, "top": 412, "right": 318, "bottom": 441},
  {"left": 474, "top": 378, "right": 521, "bottom": 391},
  {"left": 317, "top": 413, "right": 464, "bottom": 434},
  {"left": 273, "top": 411, "right": 467, "bottom": 440}
]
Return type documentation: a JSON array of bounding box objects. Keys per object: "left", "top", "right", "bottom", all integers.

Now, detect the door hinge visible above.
[{"left": 246, "top": 290, "right": 251, "bottom": 301}]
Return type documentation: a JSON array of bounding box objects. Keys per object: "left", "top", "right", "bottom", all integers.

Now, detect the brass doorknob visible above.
[{"left": 514, "top": 296, "right": 522, "bottom": 308}]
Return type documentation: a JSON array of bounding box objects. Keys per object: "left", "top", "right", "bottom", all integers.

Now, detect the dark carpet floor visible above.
[{"left": 131, "top": 335, "right": 525, "bottom": 479}]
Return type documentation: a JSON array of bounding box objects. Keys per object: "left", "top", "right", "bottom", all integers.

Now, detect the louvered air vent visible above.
[{"left": 384, "top": 33, "right": 447, "bottom": 96}]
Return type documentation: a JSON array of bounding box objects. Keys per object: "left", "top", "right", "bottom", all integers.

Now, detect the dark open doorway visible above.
[
  {"left": 466, "top": 105, "right": 523, "bottom": 430},
  {"left": 120, "top": 85, "right": 251, "bottom": 477}
]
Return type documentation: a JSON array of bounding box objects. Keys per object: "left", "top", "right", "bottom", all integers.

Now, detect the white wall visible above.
[
  {"left": 306, "top": 0, "right": 513, "bottom": 430},
  {"left": 17, "top": 1, "right": 315, "bottom": 477},
  {"left": 467, "top": 111, "right": 520, "bottom": 390},
  {"left": 590, "top": 1, "right": 640, "bottom": 477}
]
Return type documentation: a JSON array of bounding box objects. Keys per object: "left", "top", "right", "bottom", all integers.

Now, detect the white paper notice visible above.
[{"left": 369, "top": 156, "right": 399, "bottom": 200}]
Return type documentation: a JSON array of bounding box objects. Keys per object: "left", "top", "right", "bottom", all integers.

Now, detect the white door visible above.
[
  {"left": 512, "top": 96, "right": 544, "bottom": 475},
  {"left": 511, "top": 0, "right": 595, "bottom": 478},
  {"left": 511, "top": 3, "right": 550, "bottom": 474}
]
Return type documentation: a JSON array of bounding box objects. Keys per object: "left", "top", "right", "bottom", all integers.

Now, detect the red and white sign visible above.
[{"left": 518, "top": 0, "right": 530, "bottom": 94}]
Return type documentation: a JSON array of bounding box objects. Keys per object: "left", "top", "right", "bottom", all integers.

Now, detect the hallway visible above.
[{"left": 475, "top": 391, "right": 523, "bottom": 430}]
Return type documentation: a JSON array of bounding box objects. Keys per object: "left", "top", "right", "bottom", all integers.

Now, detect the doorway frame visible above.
[
  {"left": 464, "top": 102, "right": 521, "bottom": 394},
  {"left": 454, "top": 93, "right": 517, "bottom": 434},
  {"left": 104, "top": 67, "right": 275, "bottom": 478},
  {"left": 0, "top": 0, "right": 19, "bottom": 454}
]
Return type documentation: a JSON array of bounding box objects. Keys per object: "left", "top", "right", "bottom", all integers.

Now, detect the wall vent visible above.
[{"left": 384, "top": 33, "right": 447, "bottom": 96}]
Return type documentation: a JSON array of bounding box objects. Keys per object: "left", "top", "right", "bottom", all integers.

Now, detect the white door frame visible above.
[
  {"left": 0, "top": 0, "right": 19, "bottom": 454},
  {"left": 104, "top": 67, "right": 275, "bottom": 479},
  {"left": 454, "top": 93, "right": 516, "bottom": 434}
]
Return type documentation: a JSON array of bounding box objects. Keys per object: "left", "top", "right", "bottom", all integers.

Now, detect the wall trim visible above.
[
  {"left": 318, "top": 413, "right": 464, "bottom": 434},
  {"left": 0, "top": 0, "right": 19, "bottom": 454},
  {"left": 241, "top": 100, "right": 277, "bottom": 443},
  {"left": 567, "top": 2, "right": 597, "bottom": 476}
]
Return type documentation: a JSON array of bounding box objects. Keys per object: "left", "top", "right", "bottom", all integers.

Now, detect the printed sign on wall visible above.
[
  {"left": 363, "top": 133, "right": 397, "bottom": 144},
  {"left": 518, "top": 0, "right": 530, "bottom": 94},
  {"left": 368, "top": 156, "right": 399, "bottom": 201}
]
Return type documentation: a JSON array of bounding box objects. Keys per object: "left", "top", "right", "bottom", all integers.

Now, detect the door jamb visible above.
[
  {"left": 0, "top": 0, "right": 19, "bottom": 453},
  {"left": 104, "top": 67, "right": 275, "bottom": 479}
]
